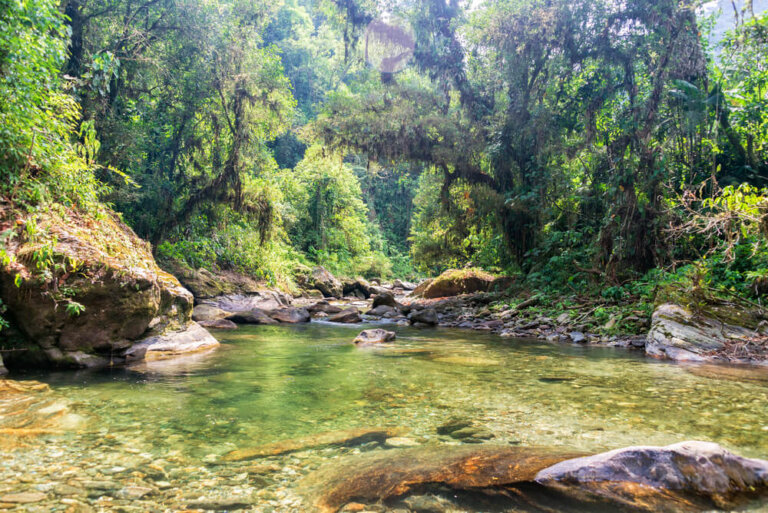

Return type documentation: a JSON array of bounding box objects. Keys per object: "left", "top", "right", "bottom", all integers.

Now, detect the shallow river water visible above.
[{"left": 5, "top": 322, "right": 768, "bottom": 512}]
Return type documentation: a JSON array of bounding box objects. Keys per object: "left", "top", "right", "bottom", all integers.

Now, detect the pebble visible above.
[
  {"left": 0, "top": 492, "right": 47, "bottom": 503},
  {"left": 384, "top": 437, "right": 420, "bottom": 448}
]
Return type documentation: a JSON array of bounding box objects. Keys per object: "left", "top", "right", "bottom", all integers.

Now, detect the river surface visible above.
[{"left": 5, "top": 322, "right": 768, "bottom": 512}]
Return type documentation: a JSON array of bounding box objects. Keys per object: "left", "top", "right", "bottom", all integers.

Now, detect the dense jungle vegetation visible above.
[{"left": 2, "top": 0, "right": 768, "bottom": 307}]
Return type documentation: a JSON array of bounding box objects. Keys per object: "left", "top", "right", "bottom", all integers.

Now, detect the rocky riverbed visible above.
[{"left": 3, "top": 317, "right": 768, "bottom": 512}]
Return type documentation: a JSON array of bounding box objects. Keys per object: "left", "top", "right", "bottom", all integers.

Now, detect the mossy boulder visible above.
[
  {"left": 0, "top": 207, "right": 217, "bottom": 370},
  {"left": 421, "top": 268, "right": 495, "bottom": 299}
]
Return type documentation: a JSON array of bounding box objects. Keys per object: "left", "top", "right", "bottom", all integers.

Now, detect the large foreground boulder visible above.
[
  {"left": 420, "top": 269, "right": 495, "bottom": 299},
  {"left": 301, "top": 445, "right": 583, "bottom": 513},
  {"left": 646, "top": 303, "right": 757, "bottom": 362},
  {"left": 0, "top": 207, "right": 217, "bottom": 370},
  {"left": 299, "top": 441, "right": 768, "bottom": 513},
  {"left": 535, "top": 441, "right": 768, "bottom": 512}
]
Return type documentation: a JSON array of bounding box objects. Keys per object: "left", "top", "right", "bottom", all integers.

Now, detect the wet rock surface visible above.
[
  {"left": 301, "top": 445, "right": 585, "bottom": 513},
  {"left": 223, "top": 428, "right": 406, "bottom": 461},
  {"left": 269, "top": 307, "right": 311, "bottom": 324},
  {"left": 328, "top": 308, "right": 362, "bottom": 324},
  {"left": 535, "top": 441, "right": 768, "bottom": 512},
  {"left": 0, "top": 380, "right": 84, "bottom": 447},
  {"left": 354, "top": 329, "right": 396, "bottom": 345},
  {"left": 124, "top": 321, "right": 219, "bottom": 362}
]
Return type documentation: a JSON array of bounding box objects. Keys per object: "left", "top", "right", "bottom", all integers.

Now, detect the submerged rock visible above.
[
  {"left": 685, "top": 363, "right": 768, "bottom": 385},
  {"left": 186, "top": 497, "right": 256, "bottom": 511},
  {"left": 646, "top": 303, "right": 754, "bottom": 362},
  {"left": 223, "top": 427, "right": 405, "bottom": 461},
  {"left": 301, "top": 445, "right": 583, "bottom": 513},
  {"left": 535, "top": 441, "right": 768, "bottom": 512},
  {"left": 354, "top": 329, "right": 396, "bottom": 345},
  {"left": 0, "top": 379, "right": 83, "bottom": 448}
]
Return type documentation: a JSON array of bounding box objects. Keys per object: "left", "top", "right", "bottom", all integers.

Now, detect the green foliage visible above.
[
  {"left": 157, "top": 207, "right": 300, "bottom": 287},
  {"left": 0, "top": 0, "right": 105, "bottom": 211}
]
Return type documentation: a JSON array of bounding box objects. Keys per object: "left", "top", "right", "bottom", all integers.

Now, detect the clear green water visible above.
[{"left": 10, "top": 322, "right": 768, "bottom": 511}]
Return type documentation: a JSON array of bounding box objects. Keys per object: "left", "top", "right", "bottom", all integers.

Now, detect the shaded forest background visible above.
[{"left": 2, "top": 0, "right": 768, "bottom": 302}]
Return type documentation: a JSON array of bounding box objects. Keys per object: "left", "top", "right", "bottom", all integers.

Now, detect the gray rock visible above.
[
  {"left": 403, "top": 495, "right": 446, "bottom": 513},
  {"left": 393, "top": 279, "right": 416, "bottom": 290},
  {"left": 343, "top": 277, "right": 372, "bottom": 298},
  {"left": 269, "top": 307, "right": 311, "bottom": 324},
  {"left": 367, "top": 304, "right": 397, "bottom": 317},
  {"left": 354, "top": 329, "right": 396, "bottom": 345},
  {"left": 311, "top": 266, "right": 343, "bottom": 298},
  {"left": 448, "top": 426, "right": 495, "bottom": 441},
  {"left": 186, "top": 497, "right": 255, "bottom": 511},
  {"left": 535, "top": 441, "right": 768, "bottom": 510},
  {"left": 199, "top": 291, "right": 289, "bottom": 313},
  {"left": 191, "top": 304, "right": 229, "bottom": 322},
  {"left": 409, "top": 308, "right": 438, "bottom": 326},
  {"left": 568, "top": 331, "right": 586, "bottom": 343},
  {"left": 66, "top": 351, "right": 112, "bottom": 369},
  {"left": 328, "top": 308, "right": 362, "bottom": 324},
  {"left": 124, "top": 322, "right": 219, "bottom": 362},
  {"left": 0, "top": 492, "right": 47, "bottom": 503},
  {"left": 646, "top": 303, "right": 752, "bottom": 361},
  {"left": 308, "top": 301, "right": 343, "bottom": 315},
  {"left": 198, "top": 319, "right": 238, "bottom": 330},
  {"left": 116, "top": 486, "right": 153, "bottom": 500},
  {"left": 226, "top": 309, "right": 278, "bottom": 325},
  {"left": 372, "top": 291, "right": 398, "bottom": 308},
  {"left": 0, "top": 353, "right": 6, "bottom": 375}
]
